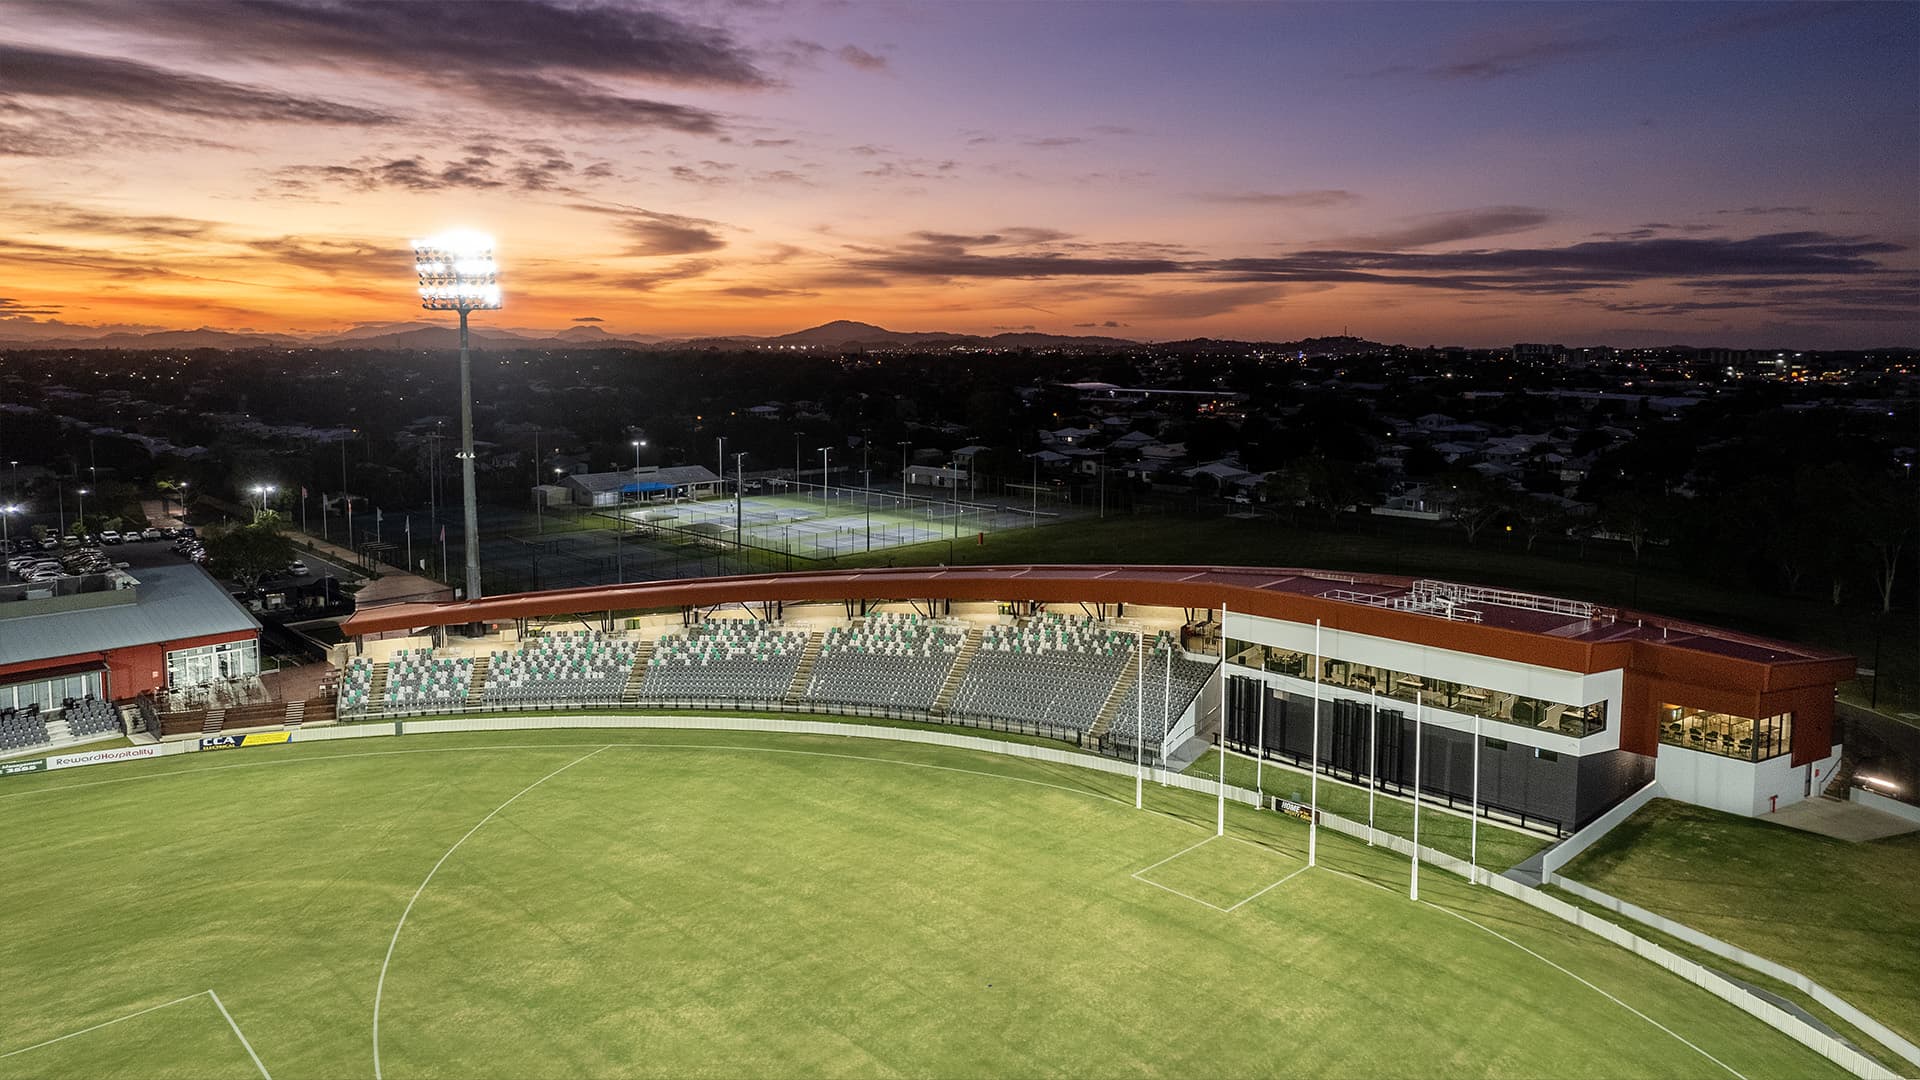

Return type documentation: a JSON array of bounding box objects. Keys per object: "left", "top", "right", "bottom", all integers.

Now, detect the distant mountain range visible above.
[{"left": 0, "top": 318, "right": 1140, "bottom": 353}]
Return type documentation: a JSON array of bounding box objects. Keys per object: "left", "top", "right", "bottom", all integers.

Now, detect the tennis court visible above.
[{"left": 613, "top": 489, "right": 1027, "bottom": 559}]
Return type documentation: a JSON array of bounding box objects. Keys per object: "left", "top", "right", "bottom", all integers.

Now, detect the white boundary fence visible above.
[
  {"left": 5, "top": 714, "right": 1904, "bottom": 1079},
  {"left": 1548, "top": 874, "right": 1920, "bottom": 1074},
  {"left": 1318, "top": 803, "right": 1905, "bottom": 1079},
  {"left": 1539, "top": 779, "right": 1664, "bottom": 876}
]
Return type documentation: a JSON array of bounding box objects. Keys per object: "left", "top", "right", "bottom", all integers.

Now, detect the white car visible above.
[
  {"left": 286, "top": 561, "right": 309, "bottom": 576},
  {"left": 142, "top": 528, "right": 163, "bottom": 541},
  {"left": 99, "top": 530, "right": 122, "bottom": 544}
]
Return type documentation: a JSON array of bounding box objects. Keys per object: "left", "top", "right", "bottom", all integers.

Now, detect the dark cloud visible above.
[
  {"left": 271, "top": 146, "right": 608, "bottom": 195},
  {"left": 1072, "top": 320, "right": 1129, "bottom": 328},
  {"left": 572, "top": 315, "right": 603, "bottom": 322},
  {"left": 1331, "top": 206, "right": 1550, "bottom": 249},
  {"left": 1210, "top": 232, "right": 1905, "bottom": 294},
  {"left": 573, "top": 205, "right": 727, "bottom": 256},
  {"left": 847, "top": 232, "right": 1185, "bottom": 279},
  {"left": 750, "top": 138, "right": 796, "bottom": 148},
  {"left": 837, "top": 45, "right": 888, "bottom": 71},
  {"left": 1022, "top": 136, "right": 1085, "bottom": 148},
  {"left": 1197, "top": 189, "right": 1358, "bottom": 208},
  {"left": 464, "top": 72, "right": 725, "bottom": 132},
  {"left": 609, "top": 258, "right": 720, "bottom": 291},
  {"left": 0, "top": 297, "right": 62, "bottom": 317},
  {"left": 715, "top": 285, "right": 819, "bottom": 299},
  {"left": 1717, "top": 206, "right": 1820, "bottom": 217},
  {"left": 41, "top": 0, "right": 766, "bottom": 87},
  {"left": 0, "top": 43, "right": 395, "bottom": 125},
  {"left": 248, "top": 236, "right": 407, "bottom": 277}
]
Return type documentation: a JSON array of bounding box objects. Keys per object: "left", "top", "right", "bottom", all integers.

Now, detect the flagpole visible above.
[
  {"left": 1309, "top": 618, "right": 1321, "bottom": 868},
  {"left": 1411, "top": 690, "right": 1423, "bottom": 902},
  {"left": 1217, "top": 604, "right": 1227, "bottom": 836}
]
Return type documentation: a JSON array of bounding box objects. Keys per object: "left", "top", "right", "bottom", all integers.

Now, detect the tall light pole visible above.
[
  {"left": 819, "top": 447, "right": 830, "bottom": 507},
  {"left": 412, "top": 229, "right": 502, "bottom": 601},
  {"left": 898, "top": 441, "right": 910, "bottom": 494},
  {"left": 76, "top": 487, "right": 88, "bottom": 533},
  {"left": 733, "top": 451, "right": 747, "bottom": 556},
  {"left": 0, "top": 504, "right": 18, "bottom": 582}
]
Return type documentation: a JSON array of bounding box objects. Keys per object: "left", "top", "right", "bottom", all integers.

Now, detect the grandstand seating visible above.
[
  {"left": 339, "top": 657, "right": 374, "bottom": 713},
  {"left": 638, "top": 621, "right": 809, "bottom": 703},
  {"left": 0, "top": 703, "right": 49, "bottom": 752},
  {"left": 62, "top": 697, "right": 122, "bottom": 739},
  {"left": 384, "top": 648, "right": 474, "bottom": 709},
  {"left": 486, "top": 630, "right": 637, "bottom": 705},
  {"left": 947, "top": 614, "right": 1132, "bottom": 733},
  {"left": 804, "top": 612, "right": 963, "bottom": 712},
  {"left": 1108, "top": 632, "right": 1217, "bottom": 747}
]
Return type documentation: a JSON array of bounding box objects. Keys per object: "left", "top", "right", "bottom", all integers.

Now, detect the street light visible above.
[
  {"left": 818, "top": 447, "right": 830, "bottom": 507},
  {"left": 0, "top": 504, "right": 19, "bottom": 582},
  {"left": 412, "top": 228, "right": 502, "bottom": 601},
  {"left": 76, "top": 487, "right": 89, "bottom": 533}
]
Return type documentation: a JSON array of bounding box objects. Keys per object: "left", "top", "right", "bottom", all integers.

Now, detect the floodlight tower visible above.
[{"left": 412, "top": 230, "right": 501, "bottom": 601}]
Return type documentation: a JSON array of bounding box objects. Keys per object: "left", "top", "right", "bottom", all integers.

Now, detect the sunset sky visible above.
[{"left": 1, "top": 0, "right": 1915, "bottom": 347}]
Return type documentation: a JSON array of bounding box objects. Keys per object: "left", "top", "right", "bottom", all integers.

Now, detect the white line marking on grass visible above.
[
  {"left": 209, "top": 990, "right": 272, "bottom": 1080},
  {"left": 0, "top": 743, "right": 605, "bottom": 802},
  {"left": 0, "top": 990, "right": 209, "bottom": 1060},
  {"left": 1422, "top": 901, "right": 1748, "bottom": 1080},
  {"left": 1130, "top": 835, "right": 1217, "bottom": 877},
  {"left": 372, "top": 745, "right": 610, "bottom": 1080},
  {"left": 1223, "top": 865, "right": 1311, "bottom": 913},
  {"left": 1131, "top": 875, "right": 1233, "bottom": 912}
]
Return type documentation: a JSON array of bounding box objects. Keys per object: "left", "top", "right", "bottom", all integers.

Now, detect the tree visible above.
[
  {"left": 1598, "top": 489, "right": 1664, "bottom": 561},
  {"left": 1433, "top": 469, "right": 1511, "bottom": 545},
  {"left": 203, "top": 519, "right": 296, "bottom": 590},
  {"left": 1512, "top": 495, "right": 1564, "bottom": 553},
  {"left": 1857, "top": 478, "right": 1913, "bottom": 615}
]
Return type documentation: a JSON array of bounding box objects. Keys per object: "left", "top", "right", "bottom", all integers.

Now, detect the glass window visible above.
[
  {"left": 165, "top": 639, "right": 259, "bottom": 688},
  {"left": 1226, "top": 640, "right": 1607, "bottom": 737},
  {"left": 1659, "top": 704, "right": 1792, "bottom": 761}
]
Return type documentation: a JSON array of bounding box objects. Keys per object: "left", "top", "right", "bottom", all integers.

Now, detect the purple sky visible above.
[{"left": 0, "top": 0, "right": 1915, "bottom": 346}]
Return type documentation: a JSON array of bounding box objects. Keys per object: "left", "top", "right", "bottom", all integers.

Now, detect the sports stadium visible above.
[{"left": 4, "top": 562, "right": 1909, "bottom": 1080}]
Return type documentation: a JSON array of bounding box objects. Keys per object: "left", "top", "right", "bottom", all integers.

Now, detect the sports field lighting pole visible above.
[
  {"left": 1162, "top": 635, "right": 1172, "bottom": 786},
  {"left": 76, "top": 487, "right": 88, "bottom": 532},
  {"left": 898, "top": 441, "right": 910, "bottom": 494},
  {"left": 0, "top": 504, "right": 18, "bottom": 583},
  {"left": 412, "top": 230, "right": 501, "bottom": 602},
  {"left": 1309, "top": 619, "right": 1322, "bottom": 867},
  {"left": 1411, "top": 690, "right": 1423, "bottom": 902},
  {"left": 819, "top": 447, "right": 830, "bottom": 507}
]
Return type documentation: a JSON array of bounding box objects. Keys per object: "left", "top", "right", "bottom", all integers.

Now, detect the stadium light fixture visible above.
[
  {"left": 411, "top": 229, "right": 502, "bottom": 602},
  {"left": 0, "top": 503, "right": 18, "bottom": 582}
]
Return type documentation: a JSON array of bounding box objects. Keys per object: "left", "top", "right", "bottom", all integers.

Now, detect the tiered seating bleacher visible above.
[
  {"left": 486, "top": 631, "right": 637, "bottom": 705},
  {"left": 805, "top": 612, "right": 962, "bottom": 712},
  {"left": 1108, "top": 632, "right": 1216, "bottom": 747},
  {"left": 947, "top": 614, "right": 1131, "bottom": 733},
  {"left": 638, "top": 621, "right": 809, "bottom": 703},
  {"left": 63, "top": 697, "right": 121, "bottom": 739},
  {"left": 384, "top": 648, "right": 474, "bottom": 709},
  {"left": 339, "top": 657, "right": 373, "bottom": 713},
  {"left": 0, "top": 704, "right": 49, "bottom": 752}
]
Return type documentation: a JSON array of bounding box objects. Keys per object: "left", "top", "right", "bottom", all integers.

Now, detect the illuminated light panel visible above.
[{"left": 411, "top": 230, "right": 503, "bottom": 311}]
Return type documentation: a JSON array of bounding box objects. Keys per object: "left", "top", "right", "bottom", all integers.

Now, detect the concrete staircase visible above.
[
  {"left": 368, "top": 663, "right": 390, "bottom": 713},
  {"left": 1088, "top": 645, "right": 1144, "bottom": 740},
  {"left": 465, "top": 656, "right": 491, "bottom": 706},
  {"left": 622, "top": 640, "right": 654, "bottom": 704},
  {"left": 784, "top": 631, "right": 823, "bottom": 704},
  {"left": 930, "top": 626, "right": 982, "bottom": 718},
  {"left": 201, "top": 708, "right": 224, "bottom": 735},
  {"left": 284, "top": 700, "right": 307, "bottom": 729}
]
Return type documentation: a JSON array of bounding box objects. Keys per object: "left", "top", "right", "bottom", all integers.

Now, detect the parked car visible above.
[
  {"left": 99, "top": 530, "right": 121, "bottom": 544},
  {"left": 39, "top": 536, "right": 59, "bottom": 550},
  {"left": 142, "top": 528, "right": 163, "bottom": 541}
]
